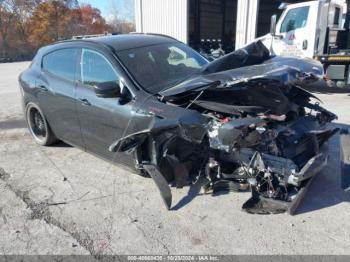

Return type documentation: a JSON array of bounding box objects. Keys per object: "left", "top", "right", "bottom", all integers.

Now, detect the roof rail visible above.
[
  {"left": 128, "top": 32, "right": 180, "bottom": 42},
  {"left": 72, "top": 33, "right": 112, "bottom": 40},
  {"left": 52, "top": 36, "right": 115, "bottom": 51}
]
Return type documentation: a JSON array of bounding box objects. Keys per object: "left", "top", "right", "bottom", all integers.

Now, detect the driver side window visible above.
[
  {"left": 80, "top": 49, "right": 119, "bottom": 87},
  {"left": 280, "top": 6, "right": 309, "bottom": 33}
]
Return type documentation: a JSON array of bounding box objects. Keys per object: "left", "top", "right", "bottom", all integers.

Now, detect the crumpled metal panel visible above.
[{"left": 109, "top": 41, "right": 339, "bottom": 215}]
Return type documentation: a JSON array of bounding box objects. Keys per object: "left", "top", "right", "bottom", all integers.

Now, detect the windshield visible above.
[{"left": 117, "top": 42, "right": 208, "bottom": 94}]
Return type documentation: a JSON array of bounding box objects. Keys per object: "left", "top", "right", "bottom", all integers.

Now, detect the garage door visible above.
[{"left": 135, "top": 0, "right": 189, "bottom": 43}]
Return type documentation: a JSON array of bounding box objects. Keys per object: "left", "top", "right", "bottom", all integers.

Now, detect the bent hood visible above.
[{"left": 160, "top": 41, "right": 323, "bottom": 116}]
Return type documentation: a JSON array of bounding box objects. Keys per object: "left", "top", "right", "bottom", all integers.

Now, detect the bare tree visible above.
[
  {"left": 0, "top": 0, "right": 116, "bottom": 61},
  {"left": 0, "top": 0, "right": 39, "bottom": 59},
  {"left": 107, "top": 0, "right": 135, "bottom": 33}
]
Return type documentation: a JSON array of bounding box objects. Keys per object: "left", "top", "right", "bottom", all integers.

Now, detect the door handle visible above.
[
  {"left": 79, "top": 98, "right": 91, "bottom": 106},
  {"left": 38, "top": 85, "right": 48, "bottom": 92}
]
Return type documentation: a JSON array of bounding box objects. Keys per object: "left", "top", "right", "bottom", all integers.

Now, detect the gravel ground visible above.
[{"left": 0, "top": 61, "right": 349, "bottom": 255}]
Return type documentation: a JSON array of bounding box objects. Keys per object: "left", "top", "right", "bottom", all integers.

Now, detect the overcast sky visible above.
[{"left": 80, "top": 0, "right": 135, "bottom": 22}]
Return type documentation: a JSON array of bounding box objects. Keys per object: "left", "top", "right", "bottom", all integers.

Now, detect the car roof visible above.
[
  {"left": 35, "top": 34, "right": 180, "bottom": 65},
  {"left": 72, "top": 34, "right": 179, "bottom": 52}
]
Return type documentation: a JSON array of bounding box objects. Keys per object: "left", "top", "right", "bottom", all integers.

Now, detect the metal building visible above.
[{"left": 134, "top": 0, "right": 306, "bottom": 51}]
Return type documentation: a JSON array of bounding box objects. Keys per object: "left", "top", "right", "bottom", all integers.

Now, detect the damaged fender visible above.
[{"left": 110, "top": 41, "right": 339, "bottom": 214}]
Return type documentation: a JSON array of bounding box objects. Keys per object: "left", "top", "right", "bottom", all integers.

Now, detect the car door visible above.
[
  {"left": 76, "top": 48, "right": 135, "bottom": 165},
  {"left": 37, "top": 48, "right": 84, "bottom": 146},
  {"left": 273, "top": 1, "right": 319, "bottom": 58}
]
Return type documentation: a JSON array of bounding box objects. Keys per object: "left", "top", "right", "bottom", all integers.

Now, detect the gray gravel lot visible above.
[{"left": 0, "top": 62, "right": 349, "bottom": 255}]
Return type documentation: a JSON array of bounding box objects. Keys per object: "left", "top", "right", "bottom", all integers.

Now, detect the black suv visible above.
[{"left": 19, "top": 34, "right": 337, "bottom": 213}]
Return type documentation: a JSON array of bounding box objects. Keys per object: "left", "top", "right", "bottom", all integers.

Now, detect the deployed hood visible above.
[
  {"left": 201, "top": 39, "right": 271, "bottom": 74},
  {"left": 159, "top": 41, "right": 323, "bottom": 116}
]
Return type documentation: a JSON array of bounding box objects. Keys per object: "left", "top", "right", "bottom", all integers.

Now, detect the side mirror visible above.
[
  {"left": 94, "top": 81, "right": 121, "bottom": 98},
  {"left": 270, "top": 15, "right": 277, "bottom": 36}
]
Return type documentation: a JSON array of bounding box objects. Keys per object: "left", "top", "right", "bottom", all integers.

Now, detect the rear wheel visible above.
[{"left": 25, "top": 103, "right": 58, "bottom": 146}]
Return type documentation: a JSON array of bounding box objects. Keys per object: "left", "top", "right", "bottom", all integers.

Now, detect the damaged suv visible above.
[{"left": 19, "top": 34, "right": 338, "bottom": 214}]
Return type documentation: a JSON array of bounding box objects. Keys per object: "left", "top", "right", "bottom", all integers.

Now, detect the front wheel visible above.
[{"left": 25, "top": 103, "right": 58, "bottom": 146}]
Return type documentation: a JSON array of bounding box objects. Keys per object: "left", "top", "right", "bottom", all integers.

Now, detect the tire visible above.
[{"left": 25, "top": 102, "right": 58, "bottom": 146}]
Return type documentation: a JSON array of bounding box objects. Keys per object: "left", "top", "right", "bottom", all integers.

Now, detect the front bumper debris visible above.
[{"left": 242, "top": 144, "right": 329, "bottom": 215}]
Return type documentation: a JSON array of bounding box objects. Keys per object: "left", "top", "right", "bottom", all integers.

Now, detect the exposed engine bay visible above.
[{"left": 110, "top": 41, "right": 339, "bottom": 214}]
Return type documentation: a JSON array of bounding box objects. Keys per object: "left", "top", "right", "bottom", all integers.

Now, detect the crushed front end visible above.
[{"left": 111, "top": 41, "right": 339, "bottom": 214}]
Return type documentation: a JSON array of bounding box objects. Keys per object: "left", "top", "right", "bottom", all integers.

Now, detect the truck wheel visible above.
[{"left": 336, "top": 81, "right": 346, "bottom": 88}]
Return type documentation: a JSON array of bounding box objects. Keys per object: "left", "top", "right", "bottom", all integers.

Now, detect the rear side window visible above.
[
  {"left": 42, "top": 48, "right": 79, "bottom": 81},
  {"left": 280, "top": 6, "right": 310, "bottom": 33}
]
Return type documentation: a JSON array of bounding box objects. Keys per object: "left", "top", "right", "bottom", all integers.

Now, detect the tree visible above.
[
  {"left": 0, "top": 0, "right": 125, "bottom": 60},
  {"left": 0, "top": 5, "right": 14, "bottom": 59},
  {"left": 77, "top": 4, "right": 110, "bottom": 35},
  {"left": 107, "top": 0, "right": 135, "bottom": 33},
  {"left": 27, "top": 0, "right": 79, "bottom": 48},
  {"left": 0, "top": 0, "right": 38, "bottom": 59}
]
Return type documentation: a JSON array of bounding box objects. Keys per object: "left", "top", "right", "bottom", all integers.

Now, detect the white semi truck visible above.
[{"left": 260, "top": 0, "right": 350, "bottom": 87}]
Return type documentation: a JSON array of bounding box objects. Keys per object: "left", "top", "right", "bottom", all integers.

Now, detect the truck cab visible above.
[{"left": 261, "top": 0, "right": 344, "bottom": 58}]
